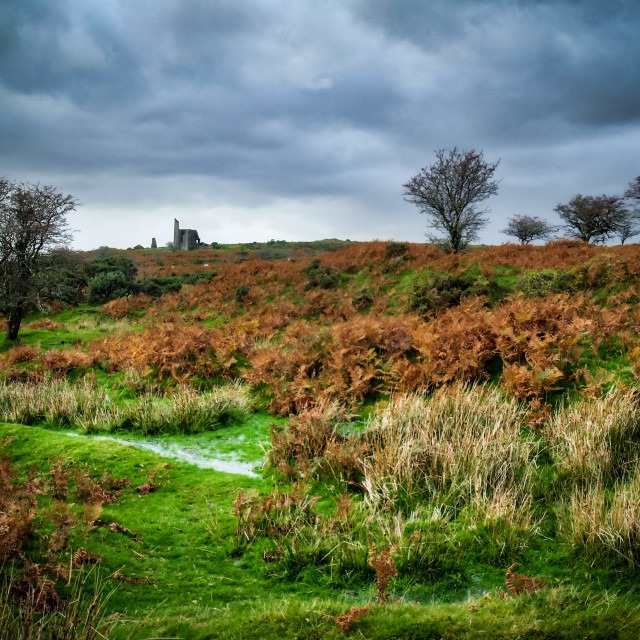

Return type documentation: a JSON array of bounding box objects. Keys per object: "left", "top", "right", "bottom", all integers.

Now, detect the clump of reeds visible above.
[
  {"left": 264, "top": 383, "right": 541, "bottom": 558},
  {"left": 0, "top": 567, "right": 118, "bottom": 640},
  {"left": 89, "top": 382, "right": 251, "bottom": 434},
  {"left": 541, "top": 385, "right": 640, "bottom": 567},
  {"left": 0, "top": 378, "right": 106, "bottom": 426},
  {"left": 0, "top": 378, "right": 252, "bottom": 435},
  {"left": 359, "top": 383, "right": 534, "bottom": 510},
  {"left": 545, "top": 386, "right": 640, "bottom": 483},
  {"left": 565, "top": 470, "right": 640, "bottom": 568}
]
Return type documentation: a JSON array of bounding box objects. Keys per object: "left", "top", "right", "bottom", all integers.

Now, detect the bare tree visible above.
[
  {"left": 502, "top": 215, "right": 556, "bottom": 244},
  {"left": 619, "top": 177, "right": 640, "bottom": 244},
  {"left": 554, "top": 194, "right": 627, "bottom": 244},
  {"left": 616, "top": 213, "right": 640, "bottom": 245},
  {"left": 403, "top": 148, "right": 500, "bottom": 253},
  {"left": 0, "top": 179, "right": 76, "bottom": 340},
  {"left": 624, "top": 176, "right": 640, "bottom": 202}
]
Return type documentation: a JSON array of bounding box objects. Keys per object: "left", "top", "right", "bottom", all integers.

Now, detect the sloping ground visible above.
[
  {"left": 3, "top": 410, "right": 640, "bottom": 639},
  {"left": 3, "top": 241, "right": 640, "bottom": 637}
]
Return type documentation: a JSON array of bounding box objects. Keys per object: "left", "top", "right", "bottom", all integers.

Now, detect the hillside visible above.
[{"left": 2, "top": 240, "right": 640, "bottom": 638}]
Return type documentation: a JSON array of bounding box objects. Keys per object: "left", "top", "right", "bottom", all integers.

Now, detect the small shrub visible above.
[
  {"left": 383, "top": 242, "right": 410, "bottom": 273},
  {"left": 517, "top": 269, "right": 578, "bottom": 298},
  {"left": 302, "top": 259, "right": 341, "bottom": 290},
  {"left": 235, "top": 285, "right": 250, "bottom": 302},
  {"left": 87, "top": 271, "right": 135, "bottom": 304},
  {"left": 576, "top": 254, "right": 632, "bottom": 289},
  {"left": 352, "top": 291, "right": 375, "bottom": 312},
  {"left": 136, "top": 273, "right": 216, "bottom": 298},
  {"left": 258, "top": 247, "right": 287, "bottom": 260},
  {"left": 384, "top": 242, "right": 409, "bottom": 261},
  {"left": 409, "top": 270, "right": 486, "bottom": 316},
  {"left": 86, "top": 254, "right": 137, "bottom": 280}
]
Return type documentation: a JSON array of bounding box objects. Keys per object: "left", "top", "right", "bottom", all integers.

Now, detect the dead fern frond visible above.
[
  {"left": 109, "top": 570, "right": 158, "bottom": 584},
  {"left": 72, "top": 547, "right": 104, "bottom": 568},
  {"left": 335, "top": 605, "right": 373, "bottom": 632},
  {"left": 369, "top": 545, "right": 398, "bottom": 604},
  {"left": 505, "top": 563, "right": 547, "bottom": 596}
]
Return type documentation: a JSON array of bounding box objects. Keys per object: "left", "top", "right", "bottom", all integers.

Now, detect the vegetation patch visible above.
[{"left": 4, "top": 240, "right": 640, "bottom": 637}]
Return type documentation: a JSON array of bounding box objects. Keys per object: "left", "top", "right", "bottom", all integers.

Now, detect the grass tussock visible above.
[
  {"left": 360, "top": 384, "right": 533, "bottom": 510},
  {"left": 0, "top": 378, "right": 105, "bottom": 426},
  {"left": 263, "top": 383, "right": 640, "bottom": 582},
  {"left": 270, "top": 384, "right": 536, "bottom": 511},
  {"left": 253, "top": 385, "right": 551, "bottom": 584},
  {"left": 545, "top": 385, "right": 640, "bottom": 483},
  {"left": 566, "top": 470, "right": 640, "bottom": 568},
  {"left": 230, "top": 484, "right": 464, "bottom": 584},
  {"left": 0, "top": 568, "right": 117, "bottom": 640},
  {"left": 0, "top": 378, "right": 251, "bottom": 434}
]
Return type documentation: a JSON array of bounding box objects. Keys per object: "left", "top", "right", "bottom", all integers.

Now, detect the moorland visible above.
[{"left": 3, "top": 239, "right": 640, "bottom": 639}]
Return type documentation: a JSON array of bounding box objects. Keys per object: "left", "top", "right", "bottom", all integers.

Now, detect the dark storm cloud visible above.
[
  {"left": 353, "top": 0, "right": 640, "bottom": 135},
  {"left": 0, "top": 0, "right": 638, "bottom": 249}
]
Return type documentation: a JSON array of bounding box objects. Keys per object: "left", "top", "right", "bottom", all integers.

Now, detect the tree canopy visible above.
[
  {"left": 0, "top": 179, "right": 77, "bottom": 340},
  {"left": 502, "top": 215, "right": 555, "bottom": 244},
  {"left": 554, "top": 194, "right": 627, "bottom": 244},
  {"left": 619, "top": 177, "right": 640, "bottom": 244},
  {"left": 624, "top": 176, "right": 640, "bottom": 203},
  {"left": 403, "top": 148, "right": 500, "bottom": 253}
]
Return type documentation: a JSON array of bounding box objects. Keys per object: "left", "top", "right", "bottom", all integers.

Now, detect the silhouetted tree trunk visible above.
[{"left": 6, "top": 306, "right": 24, "bottom": 341}]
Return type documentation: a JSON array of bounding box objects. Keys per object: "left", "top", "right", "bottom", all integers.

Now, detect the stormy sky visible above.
[{"left": 1, "top": 0, "right": 639, "bottom": 250}]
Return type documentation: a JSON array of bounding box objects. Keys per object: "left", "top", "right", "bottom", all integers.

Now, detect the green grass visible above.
[
  {"left": 1, "top": 305, "right": 141, "bottom": 352},
  {"left": 4, "top": 253, "right": 640, "bottom": 637},
  {"left": 1, "top": 422, "right": 273, "bottom": 633},
  {"left": 4, "top": 407, "right": 640, "bottom": 639}
]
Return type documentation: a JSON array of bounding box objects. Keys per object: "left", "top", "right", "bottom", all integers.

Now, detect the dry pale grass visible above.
[
  {"left": 545, "top": 386, "right": 640, "bottom": 483},
  {"left": 0, "top": 378, "right": 106, "bottom": 426},
  {"left": 465, "top": 478, "right": 538, "bottom": 532},
  {"left": 566, "top": 470, "right": 640, "bottom": 567},
  {"left": 72, "top": 314, "right": 133, "bottom": 336},
  {"left": 548, "top": 386, "right": 640, "bottom": 566},
  {"left": 0, "top": 378, "right": 251, "bottom": 434},
  {"left": 360, "top": 384, "right": 535, "bottom": 509}
]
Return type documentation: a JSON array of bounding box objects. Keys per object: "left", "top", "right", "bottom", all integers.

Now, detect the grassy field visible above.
[{"left": 3, "top": 240, "right": 640, "bottom": 638}]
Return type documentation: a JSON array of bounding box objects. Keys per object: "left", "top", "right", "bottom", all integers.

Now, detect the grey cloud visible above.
[
  {"left": 352, "top": 0, "right": 640, "bottom": 135},
  {"left": 0, "top": 0, "right": 638, "bottom": 249}
]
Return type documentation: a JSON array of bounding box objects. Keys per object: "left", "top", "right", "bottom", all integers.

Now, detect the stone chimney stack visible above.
[{"left": 174, "top": 219, "right": 180, "bottom": 248}]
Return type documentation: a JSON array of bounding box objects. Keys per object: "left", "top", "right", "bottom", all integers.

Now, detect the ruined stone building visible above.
[{"left": 173, "top": 219, "right": 201, "bottom": 251}]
